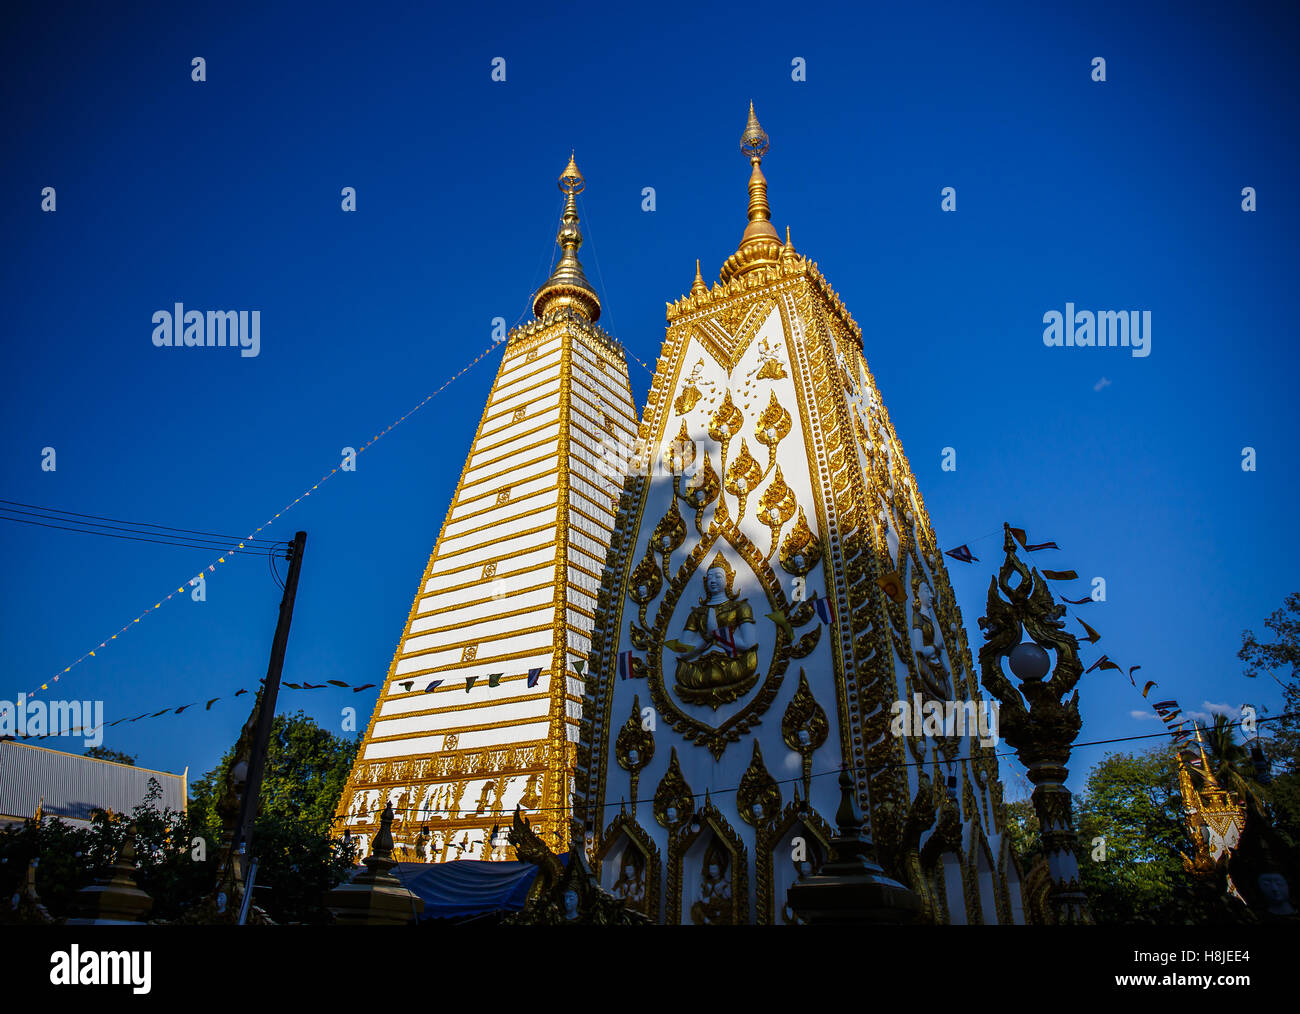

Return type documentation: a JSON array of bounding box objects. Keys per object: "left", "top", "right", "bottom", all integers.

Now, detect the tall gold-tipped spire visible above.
[
  {"left": 721, "top": 102, "right": 785, "bottom": 282},
  {"left": 533, "top": 152, "right": 602, "bottom": 322}
]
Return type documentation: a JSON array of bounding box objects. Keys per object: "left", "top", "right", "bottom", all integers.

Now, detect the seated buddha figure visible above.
[
  {"left": 690, "top": 843, "right": 733, "bottom": 925},
  {"left": 611, "top": 850, "right": 647, "bottom": 912},
  {"left": 671, "top": 556, "right": 759, "bottom": 709}
]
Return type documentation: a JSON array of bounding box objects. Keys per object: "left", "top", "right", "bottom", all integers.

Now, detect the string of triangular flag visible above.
[
  {"left": 28, "top": 340, "right": 504, "bottom": 700},
  {"left": 12, "top": 678, "right": 381, "bottom": 742}
]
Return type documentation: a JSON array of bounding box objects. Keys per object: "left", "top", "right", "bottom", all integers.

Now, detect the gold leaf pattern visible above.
[
  {"left": 736, "top": 741, "right": 781, "bottom": 826},
  {"left": 781, "top": 669, "right": 829, "bottom": 798},
  {"left": 757, "top": 465, "right": 797, "bottom": 549},
  {"left": 724, "top": 438, "right": 762, "bottom": 502},
  {"left": 708, "top": 390, "right": 743, "bottom": 445},
  {"left": 779, "top": 508, "right": 823, "bottom": 576},
  {"left": 629, "top": 552, "right": 661, "bottom": 606},
  {"left": 664, "top": 420, "right": 696, "bottom": 475},
  {"left": 754, "top": 390, "right": 792, "bottom": 451},
  {"left": 682, "top": 450, "right": 719, "bottom": 517},
  {"left": 650, "top": 497, "right": 687, "bottom": 557},
  {"left": 653, "top": 747, "right": 694, "bottom": 831}
]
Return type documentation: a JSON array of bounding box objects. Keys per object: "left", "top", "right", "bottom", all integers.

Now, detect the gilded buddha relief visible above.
[{"left": 668, "top": 553, "right": 759, "bottom": 709}]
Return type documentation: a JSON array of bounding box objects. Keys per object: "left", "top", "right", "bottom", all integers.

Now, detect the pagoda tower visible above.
[
  {"left": 339, "top": 156, "right": 638, "bottom": 861},
  {"left": 575, "top": 106, "right": 1024, "bottom": 924}
]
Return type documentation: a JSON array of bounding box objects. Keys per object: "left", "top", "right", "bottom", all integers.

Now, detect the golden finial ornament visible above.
[
  {"left": 533, "top": 152, "right": 602, "bottom": 322},
  {"left": 779, "top": 225, "right": 800, "bottom": 267},
  {"left": 691, "top": 259, "right": 707, "bottom": 297},
  {"left": 721, "top": 102, "right": 784, "bottom": 282}
]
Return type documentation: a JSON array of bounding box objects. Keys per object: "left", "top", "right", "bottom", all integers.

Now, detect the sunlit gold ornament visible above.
[
  {"left": 665, "top": 420, "right": 696, "bottom": 475},
  {"left": 724, "top": 438, "right": 762, "bottom": 512},
  {"left": 533, "top": 153, "right": 601, "bottom": 322},
  {"left": 757, "top": 466, "right": 797, "bottom": 556},
  {"left": 779, "top": 508, "right": 822, "bottom": 577},
  {"left": 754, "top": 389, "right": 792, "bottom": 473},
  {"left": 708, "top": 390, "right": 744, "bottom": 447},
  {"left": 720, "top": 103, "right": 783, "bottom": 283}
]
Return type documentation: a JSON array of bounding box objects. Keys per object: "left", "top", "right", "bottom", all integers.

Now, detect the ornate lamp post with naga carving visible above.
[{"left": 977, "top": 524, "right": 1092, "bottom": 924}]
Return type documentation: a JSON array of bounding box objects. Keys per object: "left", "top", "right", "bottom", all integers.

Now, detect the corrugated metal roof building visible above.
[{"left": 0, "top": 740, "right": 187, "bottom": 827}]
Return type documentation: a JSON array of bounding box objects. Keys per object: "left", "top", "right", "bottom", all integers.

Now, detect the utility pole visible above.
[{"left": 234, "top": 530, "right": 307, "bottom": 869}]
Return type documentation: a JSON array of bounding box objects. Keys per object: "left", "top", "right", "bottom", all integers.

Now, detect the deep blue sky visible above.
[{"left": 2, "top": 0, "right": 1296, "bottom": 799}]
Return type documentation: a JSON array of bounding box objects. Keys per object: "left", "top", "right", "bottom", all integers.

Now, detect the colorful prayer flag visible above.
[
  {"left": 1009, "top": 528, "right": 1060, "bottom": 552},
  {"left": 945, "top": 545, "right": 978, "bottom": 564},
  {"left": 527, "top": 667, "right": 542, "bottom": 688}
]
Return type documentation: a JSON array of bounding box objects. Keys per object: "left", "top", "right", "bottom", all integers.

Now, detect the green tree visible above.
[
  {"left": 1074, "top": 747, "right": 1191, "bottom": 923},
  {"left": 1239, "top": 591, "right": 1300, "bottom": 849},
  {"left": 1001, "top": 797, "right": 1041, "bottom": 871},
  {"left": 83, "top": 746, "right": 136, "bottom": 766},
  {"left": 189, "top": 710, "right": 359, "bottom": 836},
  {"left": 186, "top": 709, "right": 360, "bottom": 922}
]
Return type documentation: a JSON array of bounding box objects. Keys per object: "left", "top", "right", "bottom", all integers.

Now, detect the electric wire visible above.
[
  {"left": 0, "top": 499, "right": 280, "bottom": 544},
  {"left": 0, "top": 511, "right": 279, "bottom": 556}
]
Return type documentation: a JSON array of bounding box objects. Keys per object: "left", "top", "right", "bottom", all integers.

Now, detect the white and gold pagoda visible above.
[
  {"left": 574, "top": 106, "right": 1024, "bottom": 924},
  {"left": 338, "top": 156, "right": 638, "bottom": 861}
]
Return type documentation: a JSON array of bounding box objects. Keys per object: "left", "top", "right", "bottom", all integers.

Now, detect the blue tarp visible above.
[{"left": 381, "top": 860, "right": 551, "bottom": 919}]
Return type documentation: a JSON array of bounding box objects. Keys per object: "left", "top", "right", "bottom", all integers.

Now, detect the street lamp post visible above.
[{"left": 977, "top": 524, "right": 1092, "bottom": 924}]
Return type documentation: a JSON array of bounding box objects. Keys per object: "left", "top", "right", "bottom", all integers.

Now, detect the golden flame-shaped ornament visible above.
[
  {"left": 755, "top": 390, "right": 792, "bottom": 448},
  {"left": 779, "top": 508, "right": 823, "bottom": 576},
  {"left": 724, "top": 438, "right": 762, "bottom": 504},
  {"left": 758, "top": 466, "right": 797, "bottom": 554},
  {"left": 653, "top": 747, "right": 694, "bottom": 831},
  {"left": 736, "top": 740, "right": 781, "bottom": 826},
  {"left": 664, "top": 420, "right": 696, "bottom": 475},
  {"left": 683, "top": 450, "right": 720, "bottom": 516},
  {"left": 674, "top": 384, "right": 702, "bottom": 416},
  {"left": 781, "top": 669, "right": 829, "bottom": 799},
  {"left": 708, "top": 390, "right": 744, "bottom": 445},
  {"left": 650, "top": 497, "right": 687, "bottom": 558},
  {"left": 629, "top": 551, "right": 662, "bottom": 606},
  {"left": 616, "top": 695, "right": 655, "bottom": 813}
]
